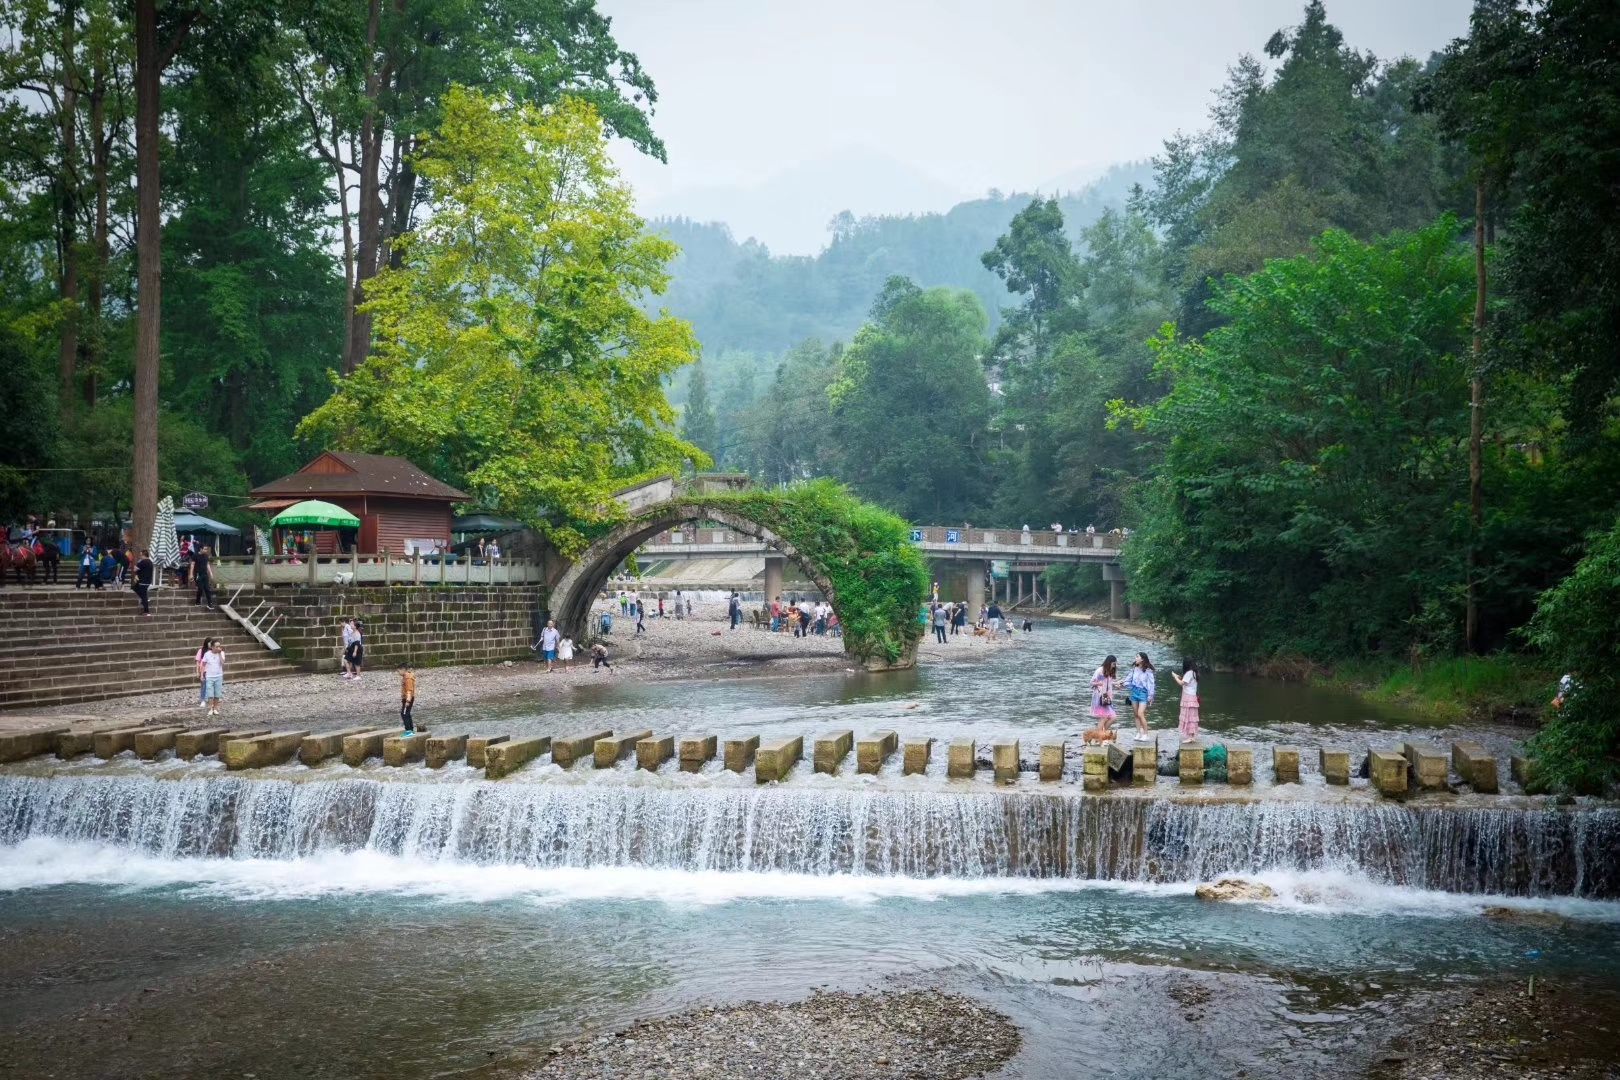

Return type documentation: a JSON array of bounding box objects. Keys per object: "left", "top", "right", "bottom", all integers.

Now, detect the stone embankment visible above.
[
  {"left": 530, "top": 989, "right": 1021, "bottom": 1080},
  {"left": 0, "top": 713, "right": 1533, "bottom": 799}
]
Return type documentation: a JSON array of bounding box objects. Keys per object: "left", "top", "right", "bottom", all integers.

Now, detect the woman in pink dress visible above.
[
  {"left": 1171, "top": 660, "right": 1200, "bottom": 742},
  {"left": 1090, "top": 655, "right": 1119, "bottom": 732}
]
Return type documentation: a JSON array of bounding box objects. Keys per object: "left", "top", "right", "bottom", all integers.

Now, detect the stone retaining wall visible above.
[{"left": 250, "top": 586, "right": 546, "bottom": 671}]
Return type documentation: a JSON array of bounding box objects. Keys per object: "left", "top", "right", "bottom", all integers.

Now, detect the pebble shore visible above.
[{"left": 530, "top": 989, "right": 1021, "bottom": 1080}]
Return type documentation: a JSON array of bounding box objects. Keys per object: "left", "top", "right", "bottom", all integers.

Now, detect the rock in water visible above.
[{"left": 1195, "top": 877, "right": 1276, "bottom": 902}]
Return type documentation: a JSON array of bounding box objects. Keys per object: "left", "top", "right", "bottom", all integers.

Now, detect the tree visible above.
[
  {"left": 284, "top": 0, "right": 664, "bottom": 375},
  {"left": 1115, "top": 220, "right": 1476, "bottom": 662},
  {"left": 735, "top": 339, "right": 839, "bottom": 487},
  {"left": 297, "top": 88, "right": 701, "bottom": 556},
  {"left": 1522, "top": 516, "right": 1620, "bottom": 793},
  {"left": 829, "top": 277, "right": 992, "bottom": 522},
  {"left": 680, "top": 359, "right": 717, "bottom": 463}
]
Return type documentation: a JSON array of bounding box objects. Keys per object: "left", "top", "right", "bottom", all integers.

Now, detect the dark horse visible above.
[
  {"left": 35, "top": 540, "right": 60, "bottom": 584},
  {"left": 0, "top": 542, "right": 36, "bottom": 586}
]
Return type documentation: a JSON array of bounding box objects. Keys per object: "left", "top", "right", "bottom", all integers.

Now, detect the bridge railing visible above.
[
  {"left": 907, "top": 526, "right": 1123, "bottom": 550},
  {"left": 209, "top": 552, "right": 546, "bottom": 587}
]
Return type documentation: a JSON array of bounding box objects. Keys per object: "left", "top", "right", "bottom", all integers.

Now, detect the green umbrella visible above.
[{"left": 271, "top": 500, "right": 361, "bottom": 528}]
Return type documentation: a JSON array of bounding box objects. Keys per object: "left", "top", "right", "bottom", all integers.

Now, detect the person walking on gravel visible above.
[
  {"left": 536, "top": 620, "right": 561, "bottom": 672},
  {"left": 932, "top": 602, "right": 948, "bottom": 645}
]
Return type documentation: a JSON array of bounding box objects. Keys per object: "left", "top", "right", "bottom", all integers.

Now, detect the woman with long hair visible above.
[
  {"left": 1171, "top": 659, "right": 1200, "bottom": 743},
  {"left": 1090, "top": 655, "right": 1119, "bottom": 732},
  {"left": 1124, "top": 652, "right": 1156, "bottom": 739}
]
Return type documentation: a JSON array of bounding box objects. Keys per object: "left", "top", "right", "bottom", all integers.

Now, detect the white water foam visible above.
[{"left": 3, "top": 839, "right": 1618, "bottom": 921}]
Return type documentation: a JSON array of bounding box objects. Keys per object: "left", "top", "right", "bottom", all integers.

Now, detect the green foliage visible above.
[
  {"left": 298, "top": 89, "right": 702, "bottom": 556},
  {"left": 698, "top": 479, "right": 930, "bottom": 664},
  {"left": 679, "top": 360, "right": 718, "bottom": 461},
  {"left": 828, "top": 278, "right": 992, "bottom": 522},
  {"left": 1043, "top": 563, "right": 1107, "bottom": 609},
  {"left": 732, "top": 339, "right": 841, "bottom": 486},
  {"left": 1521, "top": 517, "right": 1620, "bottom": 793},
  {"left": 0, "top": 324, "right": 58, "bottom": 521},
  {"left": 1325, "top": 653, "right": 1547, "bottom": 722},
  {"left": 1116, "top": 219, "right": 1476, "bottom": 663},
  {"left": 1139, "top": 1, "right": 1460, "bottom": 333}
]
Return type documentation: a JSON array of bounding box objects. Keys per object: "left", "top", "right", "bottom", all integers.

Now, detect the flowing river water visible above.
[{"left": 2, "top": 623, "right": 1617, "bottom": 1079}]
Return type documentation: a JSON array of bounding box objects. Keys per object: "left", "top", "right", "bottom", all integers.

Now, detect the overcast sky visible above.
[{"left": 601, "top": 0, "right": 1476, "bottom": 252}]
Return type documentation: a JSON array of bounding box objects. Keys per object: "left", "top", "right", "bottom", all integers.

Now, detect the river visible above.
[{"left": 1, "top": 622, "right": 1616, "bottom": 1079}]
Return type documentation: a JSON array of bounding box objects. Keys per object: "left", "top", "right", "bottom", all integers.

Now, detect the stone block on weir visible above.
[
  {"left": 174, "top": 727, "right": 243, "bottom": 760},
  {"left": 93, "top": 726, "right": 149, "bottom": 759},
  {"left": 755, "top": 736, "right": 803, "bottom": 783},
  {"left": 485, "top": 736, "right": 551, "bottom": 779},
  {"left": 1401, "top": 741, "right": 1449, "bottom": 790},
  {"left": 1106, "top": 741, "right": 1130, "bottom": 775},
  {"left": 466, "top": 734, "right": 510, "bottom": 769},
  {"left": 1319, "top": 747, "right": 1351, "bottom": 786},
  {"left": 0, "top": 725, "right": 68, "bottom": 763},
  {"left": 637, "top": 734, "right": 675, "bottom": 771},
  {"left": 341, "top": 728, "right": 407, "bottom": 768},
  {"left": 1368, "top": 749, "right": 1409, "bottom": 796},
  {"left": 299, "top": 727, "right": 375, "bottom": 766},
  {"left": 1178, "top": 741, "right": 1206, "bottom": 785},
  {"left": 383, "top": 732, "right": 429, "bottom": 766},
  {"left": 857, "top": 731, "right": 898, "bottom": 774},
  {"left": 1131, "top": 739, "right": 1156, "bottom": 785},
  {"left": 1226, "top": 745, "right": 1254, "bottom": 785},
  {"left": 225, "top": 730, "right": 312, "bottom": 770},
  {"left": 1081, "top": 746, "right": 1108, "bottom": 791},
  {"left": 132, "top": 727, "right": 186, "bottom": 760},
  {"left": 1038, "top": 741, "right": 1065, "bottom": 782},
  {"left": 1510, "top": 755, "right": 1536, "bottom": 788},
  {"left": 946, "top": 739, "right": 976, "bottom": 779},
  {"left": 1449, "top": 741, "right": 1498, "bottom": 793},
  {"left": 902, "top": 738, "right": 933, "bottom": 775},
  {"left": 595, "top": 730, "right": 653, "bottom": 769},
  {"left": 814, "top": 730, "right": 854, "bottom": 774},
  {"left": 993, "top": 739, "right": 1021, "bottom": 784},
  {"left": 679, "top": 735, "right": 717, "bottom": 772},
  {"left": 553, "top": 729, "right": 613, "bottom": 768},
  {"left": 1272, "top": 745, "right": 1301, "bottom": 784},
  {"left": 723, "top": 735, "right": 760, "bottom": 773},
  {"left": 424, "top": 733, "right": 469, "bottom": 769}
]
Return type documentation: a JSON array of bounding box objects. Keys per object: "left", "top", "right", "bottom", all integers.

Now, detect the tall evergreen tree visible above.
[{"left": 681, "top": 360, "right": 717, "bottom": 463}]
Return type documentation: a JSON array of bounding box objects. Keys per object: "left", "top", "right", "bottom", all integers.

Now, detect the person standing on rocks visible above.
[
  {"left": 1090, "top": 655, "right": 1118, "bottom": 732},
  {"left": 986, "top": 600, "right": 1003, "bottom": 635},
  {"left": 1171, "top": 659, "right": 1200, "bottom": 743},
  {"left": 728, "top": 592, "right": 741, "bottom": 630},
  {"left": 195, "top": 637, "right": 213, "bottom": 708},
  {"left": 635, "top": 604, "right": 646, "bottom": 634},
  {"left": 932, "top": 602, "right": 948, "bottom": 645},
  {"left": 1124, "top": 652, "right": 1156, "bottom": 740},
  {"left": 346, "top": 619, "right": 365, "bottom": 680},
  {"left": 340, "top": 618, "right": 356, "bottom": 679},
  {"left": 558, "top": 634, "right": 574, "bottom": 670},
  {"left": 398, "top": 663, "right": 417, "bottom": 735}
]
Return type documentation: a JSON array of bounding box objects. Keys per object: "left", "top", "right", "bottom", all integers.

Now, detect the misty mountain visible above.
[
  {"left": 650, "top": 159, "right": 1155, "bottom": 366},
  {"left": 643, "top": 147, "right": 971, "bottom": 256}
]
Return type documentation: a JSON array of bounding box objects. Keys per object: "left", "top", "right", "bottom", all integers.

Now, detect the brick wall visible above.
[{"left": 255, "top": 585, "right": 547, "bottom": 671}]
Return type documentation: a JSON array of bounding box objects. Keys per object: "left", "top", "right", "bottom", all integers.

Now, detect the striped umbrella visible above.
[{"left": 151, "top": 496, "right": 181, "bottom": 575}]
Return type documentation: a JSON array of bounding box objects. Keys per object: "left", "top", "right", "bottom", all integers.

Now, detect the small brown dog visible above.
[{"left": 1081, "top": 727, "right": 1117, "bottom": 744}]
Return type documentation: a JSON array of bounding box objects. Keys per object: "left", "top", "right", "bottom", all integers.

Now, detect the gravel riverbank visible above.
[{"left": 527, "top": 989, "right": 1021, "bottom": 1080}]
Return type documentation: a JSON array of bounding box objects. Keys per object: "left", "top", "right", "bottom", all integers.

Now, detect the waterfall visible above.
[{"left": 2, "top": 774, "right": 1615, "bottom": 897}]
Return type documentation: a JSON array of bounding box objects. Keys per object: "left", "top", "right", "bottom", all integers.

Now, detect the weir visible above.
[{"left": 0, "top": 774, "right": 1614, "bottom": 898}]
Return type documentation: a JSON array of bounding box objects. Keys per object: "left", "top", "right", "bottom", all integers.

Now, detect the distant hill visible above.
[{"left": 650, "top": 160, "right": 1155, "bottom": 362}]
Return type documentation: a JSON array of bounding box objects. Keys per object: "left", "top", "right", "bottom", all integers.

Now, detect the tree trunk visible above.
[
  {"left": 131, "top": 0, "right": 163, "bottom": 552},
  {"left": 342, "top": 0, "right": 386, "bottom": 374},
  {"left": 84, "top": 62, "right": 110, "bottom": 408},
  {"left": 57, "top": 0, "right": 80, "bottom": 415},
  {"left": 1466, "top": 181, "right": 1487, "bottom": 653}
]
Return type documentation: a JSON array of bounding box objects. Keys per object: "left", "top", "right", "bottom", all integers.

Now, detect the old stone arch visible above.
[{"left": 549, "top": 500, "right": 843, "bottom": 651}]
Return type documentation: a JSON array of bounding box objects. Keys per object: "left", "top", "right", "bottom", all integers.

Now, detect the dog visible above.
[
  {"left": 333, "top": 571, "right": 354, "bottom": 586},
  {"left": 1081, "top": 727, "right": 1117, "bottom": 744}
]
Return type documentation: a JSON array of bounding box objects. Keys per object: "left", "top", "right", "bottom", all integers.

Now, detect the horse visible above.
[
  {"left": 0, "top": 542, "right": 36, "bottom": 586},
  {"left": 34, "top": 540, "right": 59, "bottom": 584}
]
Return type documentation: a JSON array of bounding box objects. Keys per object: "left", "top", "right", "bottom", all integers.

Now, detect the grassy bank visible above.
[{"left": 1318, "top": 653, "right": 1552, "bottom": 725}]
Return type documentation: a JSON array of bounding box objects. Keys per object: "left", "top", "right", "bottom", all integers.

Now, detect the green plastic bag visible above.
[{"left": 1204, "top": 743, "right": 1229, "bottom": 783}]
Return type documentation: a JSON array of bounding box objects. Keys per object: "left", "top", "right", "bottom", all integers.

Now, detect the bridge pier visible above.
[
  {"left": 965, "top": 560, "right": 986, "bottom": 617},
  {"left": 1103, "top": 562, "right": 1128, "bottom": 620},
  {"left": 762, "top": 555, "right": 784, "bottom": 603}
]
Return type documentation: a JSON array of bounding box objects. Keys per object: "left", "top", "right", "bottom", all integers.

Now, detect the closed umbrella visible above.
[
  {"left": 151, "top": 496, "right": 181, "bottom": 587},
  {"left": 270, "top": 500, "right": 361, "bottom": 529}
]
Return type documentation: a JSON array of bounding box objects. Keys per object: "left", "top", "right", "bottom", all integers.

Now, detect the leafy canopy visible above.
[{"left": 298, "top": 88, "right": 702, "bottom": 555}]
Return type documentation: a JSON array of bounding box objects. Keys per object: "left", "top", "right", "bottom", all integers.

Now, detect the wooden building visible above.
[{"left": 249, "top": 452, "right": 469, "bottom": 555}]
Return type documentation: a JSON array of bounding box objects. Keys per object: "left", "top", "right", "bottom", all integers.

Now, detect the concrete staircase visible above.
[{"left": 0, "top": 589, "right": 300, "bottom": 709}]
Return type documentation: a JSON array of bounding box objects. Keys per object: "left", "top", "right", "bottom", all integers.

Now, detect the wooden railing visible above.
[{"left": 209, "top": 552, "right": 546, "bottom": 588}]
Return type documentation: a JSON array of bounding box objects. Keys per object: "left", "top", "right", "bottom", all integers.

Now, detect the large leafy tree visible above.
[
  {"left": 298, "top": 88, "right": 700, "bottom": 555},
  {"left": 1116, "top": 220, "right": 1476, "bottom": 662},
  {"left": 829, "top": 277, "right": 992, "bottom": 523},
  {"left": 734, "top": 339, "right": 840, "bottom": 487}
]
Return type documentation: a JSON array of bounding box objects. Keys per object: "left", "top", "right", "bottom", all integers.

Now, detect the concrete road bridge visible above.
[{"left": 639, "top": 523, "right": 1129, "bottom": 617}]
